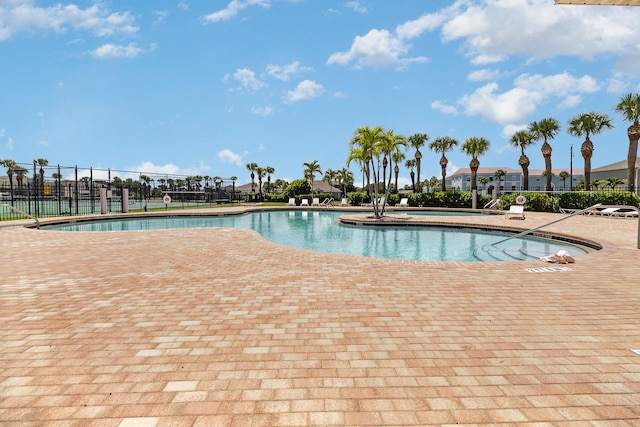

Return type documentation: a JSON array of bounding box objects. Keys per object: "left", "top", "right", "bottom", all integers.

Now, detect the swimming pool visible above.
[{"left": 44, "top": 210, "right": 590, "bottom": 262}]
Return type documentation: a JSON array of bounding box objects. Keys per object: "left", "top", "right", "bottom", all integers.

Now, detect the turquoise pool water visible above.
[{"left": 44, "top": 210, "right": 589, "bottom": 262}]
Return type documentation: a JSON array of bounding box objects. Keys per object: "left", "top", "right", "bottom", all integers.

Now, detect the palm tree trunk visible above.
[
  {"left": 519, "top": 154, "right": 530, "bottom": 191},
  {"left": 626, "top": 123, "right": 640, "bottom": 191},
  {"left": 440, "top": 156, "right": 447, "bottom": 192},
  {"left": 469, "top": 158, "right": 480, "bottom": 191},
  {"left": 541, "top": 142, "right": 552, "bottom": 192},
  {"left": 581, "top": 137, "right": 594, "bottom": 191}
]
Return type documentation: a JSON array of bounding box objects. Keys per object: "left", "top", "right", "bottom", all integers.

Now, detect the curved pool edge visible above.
[{"left": 337, "top": 213, "right": 603, "bottom": 252}]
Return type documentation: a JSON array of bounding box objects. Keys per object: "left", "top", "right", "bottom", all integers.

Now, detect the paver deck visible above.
[{"left": 2, "top": 207, "right": 640, "bottom": 426}]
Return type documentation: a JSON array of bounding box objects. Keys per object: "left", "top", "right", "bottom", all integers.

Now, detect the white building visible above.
[{"left": 446, "top": 167, "right": 585, "bottom": 193}]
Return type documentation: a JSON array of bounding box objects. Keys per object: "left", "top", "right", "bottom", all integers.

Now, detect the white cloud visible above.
[
  {"left": 153, "top": 10, "right": 169, "bottom": 25},
  {"left": 90, "top": 43, "right": 144, "bottom": 59},
  {"left": 229, "top": 68, "right": 267, "bottom": 91},
  {"left": 467, "top": 68, "right": 507, "bottom": 82},
  {"left": 178, "top": 3, "right": 190, "bottom": 12},
  {"left": 345, "top": 1, "right": 367, "bottom": 14},
  {"left": 251, "top": 105, "right": 273, "bottom": 116},
  {"left": 217, "top": 149, "right": 243, "bottom": 166},
  {"left": 0, "top": 0, "right": 138, "bottom": 41},
  {"left": 438, "top": 72, "right": 600, "bottom": 126},
  {"left": 283, "top": 80, "right": 324, "bottom": 103},
  {"left": 502, "top": 123, "right": 528, "bottom": 139},
  {"left": 440, "top": 0, "right": 640, "bottom": 65},
  {"left": 266, "top": 61, "right": 313, "bottom": 81},
  {"left": 202, "top": 0, "right": 270, "bottom": 23},
  {"left": 0, "top": 128, "right": 5, "bottom": 137},
  {"left": 431, "top": 100, "right": 458, "bottom": 116}
]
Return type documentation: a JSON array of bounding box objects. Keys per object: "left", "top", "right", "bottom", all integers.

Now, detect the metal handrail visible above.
[
  {"left": 1, "top": 204, "right": 40, "bottom": 229},
  {"left": 491, "top": 203, "right": 602, "bottom": 247},
  {"left": 492, "top": 203, "right": 640, "bottom": 249}
]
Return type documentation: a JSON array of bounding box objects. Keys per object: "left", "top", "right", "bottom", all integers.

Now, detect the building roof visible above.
[
  {"left": 592, "top": 158, "right": 640, "bottom": 172},
  {"left": 449, "top": 167, "right": 520, "bottom": 176}
]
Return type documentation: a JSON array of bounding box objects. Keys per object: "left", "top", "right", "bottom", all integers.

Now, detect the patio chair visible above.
[
  {"left": 300, "top": 198, "right": 309, "bottom": 206},
  {"left": 598, "top": 207, "right": 620, "bottom": 216},
  {"left": 340, "top": 198, "right": 348, "bottom": 207},
  {"left": 311, "top": 197, "right": 320, "bottom": 206},
  {"left": 505, "top": 205, "right": 525, "bottom": 220},
  {"left": 396, "top": 197, "right": 409, "bottom": 207},
  {"left": 287, "top": 198, "right": 296, "bottom": 206}
]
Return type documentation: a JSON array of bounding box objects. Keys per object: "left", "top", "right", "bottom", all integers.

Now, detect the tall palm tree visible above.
[
  {"left": 302, "top": 160, "right": 322, "bottom": 194},
  {"left": 245, "top": 162, "right": 258, "bottom": 192},
  {"left": 336, "top": 168, "right": 353, "bottom": 198},
  {"left": 347, "top": 125, "right": 385, "bottom": 215},
  {"left": 567, "top": 112, "right": 613, "bottom": 190},
  {"left": 265, "top": 166, "right": 275, "bottom": 193},
  {"left": 529, "top": 118, "right": 560, "bottom": 192},
  {"left": 559, "top": 171, "right": 570, "bottom": 190},
  {"left": 323, "top": 168, "right": 337, "bottom": 189},
  {"left": 461, "top": 137, "right": 491, "bottom": 192},
  {"left": 494, "top": 169, "right": 506, "bottom": 195},
  {"left": 509, "top": 130, "right": 536, "bottom": 191},
  {"left": 429, "top": 136, "right": 459, "bottom": 192},
  {"left": 255, "top": 167, "right": 266, "bottom": 197},
  {"left": 479, "top": 177, "right": 491, "bottom": 195},
  {"left": 614, "top": 93, "right": 640, "bottom": 191},
  {"left": 0, "top": 159, "right": 17, "bottom": 194},
  {"left": 391, "top": 151, "right": 405, "bottom": 193},
  {"left": 230, "top": 176, "right": 238, "bottom": 200},
  {"left": 404, "top": 159, "right": 416, "bottom": 192},
  {"left": 380, "top": 130, "right": 407, "bottom": 213},
  {"left": 408, "top": 133, "right": 428, "bottom": 193}
]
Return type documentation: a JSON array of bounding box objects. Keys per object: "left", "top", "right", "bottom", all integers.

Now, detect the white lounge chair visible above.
[
  {"left": 396, "top": 198, "right": 409, "bottom": 207},
  {"left": 505, "top": 205, "right": 525, "bottom": 220},
  {"left": 287, "top": 198, "right": 296, "bottom": 206},
  {"left": 598, "top": 207, "right": 620, "bottom": 216},
  {"left": 311, "top": 197, "right": 320, "bottom": 206},
  {"left": 300, "top": 198, "right": 309, "bottom": 206},
  {"left": 340, "top": 198, "right": 348, "bottom": 207}
]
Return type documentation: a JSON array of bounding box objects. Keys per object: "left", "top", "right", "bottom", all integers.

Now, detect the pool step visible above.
[{"left": 473, "top": 245, "right": 541, "bottom": 262}]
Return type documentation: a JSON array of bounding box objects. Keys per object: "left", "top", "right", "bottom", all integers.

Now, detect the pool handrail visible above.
[
  {"left": 491, "top": 203, "right": 603, "bottom": 248},
  {"left": 1, "top": 203, "right": 40, "bottom": 229}
]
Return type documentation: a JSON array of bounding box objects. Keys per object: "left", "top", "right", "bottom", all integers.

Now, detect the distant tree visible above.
[
  {"left": 606, "top": 177, "right": 623, "bottom": 189},
  {"left": 567, "top": 111, "right": 613, "bottom": 190},
  {"left": 245, "top": 162, "right": 258, "bottom": 192},
  {"left": 529, "top": 118, "right": 560, "bottom": 192},
  {"left": 391, "top": 151, "right": 405, "bottom": 193},
  {"left": 408, "top": 133, "right": 429, "bottom": 193},
  {"left": 461, "top": 137, "right": 491, "bottom": 192},
  {"left": 614, "top": 93, "right": 640, "bottom": 191},
  {"left": 429, "top": 136, "right": 459, "bottom": 191},
  {"left": 494, "top": 169, "right": 506, "bottom": 195},
  {"left": 404, "top": 159, "right": 416, "bottom": 193},
  {"left": 303, "top": 160, "right": 322, "bottom": 194},
  {"left": 559, "top": 171, "right": 570, "bottom": 190},
  {"left": 509, "top": 129, "right": 536, "bottom": 190}
]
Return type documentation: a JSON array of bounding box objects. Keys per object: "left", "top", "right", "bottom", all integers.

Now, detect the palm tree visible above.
[
  {"left": 606, "top": 177, "right": 623, "bottom": 189},
  {"left": 404, "top": 159, "right": 416, "bottom": 192},
  {"left": 479, "top": 177, "right": 491, "bottom": 195},
  {"left": 230, "top": 176, "right": 238, "bottom": 200},
  {"left": 429, "top": 136, "right": 459, "bottom": 192},
  {"left": 380, "top": 130, "right": 408, "bottom": 213},
  {"left": 567, "top": 112, "right": 614, "bottom": 190},
  {"left": 255, "top": 167, "right": 266, "bottom": 197},
  {"left": 347, "top": 125, "right": 385, "bottom": 215},
  {"left": 391, "top": 151, "right": 405, "bottom": 193},
  {"left": 336, "top": 168, "right": 353, "bottom": 198},
  {"left": 265, "top": 166, "right": 275, "bottom": 194},
  {"left": 303, "top": 160, "right": 322, "bottom": 194},
  {"left": 0, "top": 159, "right": 17, "bottom": 195},
  {"left": 408, "top": 133, "right": 428, "bottom": 193},
  {"left": 529, "top": 118, "right": 560, "bottom": 192},
  {"left": 509, "top": 130, "right": 536, "bottom": 190},
  {"left": 323, "top": 168, "right": 337, "bottom": 190},
  {"left": 614, "top": 93, "right": 640, "bottom": 191},
  {"left": 559, "top": 171, "right": 570, "bottom": 190},
  {"left": 494, "top": 169, "right": 506, "bottom": 195},
  {"left": 461, "top": 137, "right": 491, "bottom": 192},
  {"left": 245, "top": 162, "right": 258, "bottom": 192}
]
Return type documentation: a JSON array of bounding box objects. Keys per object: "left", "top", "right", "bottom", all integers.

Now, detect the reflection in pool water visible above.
[{"left": 44, "top": 210, "right": 589, "bottom": 262}]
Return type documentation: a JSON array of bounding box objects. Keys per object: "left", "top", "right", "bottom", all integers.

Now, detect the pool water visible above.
[{"left": 45, "top": 210, "right": 589, "bottom": 262}]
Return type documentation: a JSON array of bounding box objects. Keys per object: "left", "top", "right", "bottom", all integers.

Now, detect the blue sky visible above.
[{"left": 1, "top": 0, "right": 640, "bottom": 186}]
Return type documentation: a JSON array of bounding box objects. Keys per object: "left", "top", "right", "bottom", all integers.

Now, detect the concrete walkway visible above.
[{"left": 1, "top": 208, "right": 640, "bottom": 426}]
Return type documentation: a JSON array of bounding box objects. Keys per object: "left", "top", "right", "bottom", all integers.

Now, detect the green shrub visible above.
[
  {"left": 348, "top": 191, "right": 368, "bottom": 205},
  {"left": 558, "top": 191, "right": 640, "bottom": 210},
  {"left": 501, "top": 192, "right": 556, "bottom": 212},
  {"left": 284, "top": 179, "right": 311, "bottom": 197}
]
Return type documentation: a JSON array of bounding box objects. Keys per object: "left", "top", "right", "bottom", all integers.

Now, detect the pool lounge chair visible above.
[
  {"left": 396, "top": 198, "right": 409, "bottom": 207},
  {"left": 311, "top": 197, "right": 320, "bottom": 206},
  {"left": 505, "top": 205, "right": 525, "bottom": 220},
  {"left": 598, "top": 207, "right": 620, "bottom": 216},
  {"left": 287, "top": 198, "right": 296, "bottom": 206},
  {"left": 300, "top": 198, "right": 309, "bottom": 207},
  {"left": 340, "top": 198, "right": 348, "bottom": 207}
]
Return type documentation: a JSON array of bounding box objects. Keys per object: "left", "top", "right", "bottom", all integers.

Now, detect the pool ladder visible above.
[{"left": 1, "top": 203, "right": 40, "bottom": 229}]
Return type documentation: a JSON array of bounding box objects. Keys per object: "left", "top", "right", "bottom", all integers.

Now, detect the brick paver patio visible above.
[{"left": 1, "top": 207, "right": 640, "bottom": 426}]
